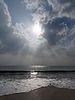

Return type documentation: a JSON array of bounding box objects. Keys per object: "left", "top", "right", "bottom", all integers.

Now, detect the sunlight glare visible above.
[
  {"left": 32, "top": 22, "right": 42, "bottom": 36},
  {"left": 31, "top": 72, "right": 38, "bottom": 75}
]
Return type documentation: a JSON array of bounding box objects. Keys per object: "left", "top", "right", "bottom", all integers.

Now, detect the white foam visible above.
[
  {"left": 0, "top": 78, "right": 50, "bottom": 96},
  {"left": 0, "top": 78, "right": 75, "bottom": 96}
]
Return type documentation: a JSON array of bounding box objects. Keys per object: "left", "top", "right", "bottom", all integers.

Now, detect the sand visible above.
[{"left": 0, "top": 86, "right": 75, "bottom": 100}]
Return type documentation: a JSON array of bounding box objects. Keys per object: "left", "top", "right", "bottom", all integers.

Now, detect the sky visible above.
[{"left": 0, "top": 0, "right": 75, "bottom": 68}]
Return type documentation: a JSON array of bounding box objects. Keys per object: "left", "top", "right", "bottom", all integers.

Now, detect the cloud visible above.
[
  {"left": 0, "top": 0, "right": 11, "bottom": 27},
  {"left": 0, "top": 0, "right": 29, "bottom": 55},
  {"left": 23, "top": 0, "right": 73, "bottom": 24},
  {"left": 23, "top": 0, "right": 75, "bottom": 65},
  {"left": 23, "top": 0, "right": 52, "bottom": 23},
  {"left": 23, "top": 0, "right": 75, "bottom": 50},
  {"left": 43, "top": 17, "right": 75, "bottom": 45},
  {"left": 0, "top": 0, "right": 75, "bottom": 66},
  {"left": 48, "top": 0, "right": 75, "bottom": 18},
  {"left": 0, "top": 0, "right": 43, "bottom": 56},
  {"left": 23, "top": 0, "right": 75, "bottom": 22}
]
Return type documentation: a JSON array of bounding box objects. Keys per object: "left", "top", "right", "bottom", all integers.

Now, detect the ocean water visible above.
[{"left": 0, "top": 71, "right": 75, "bottom": 96}]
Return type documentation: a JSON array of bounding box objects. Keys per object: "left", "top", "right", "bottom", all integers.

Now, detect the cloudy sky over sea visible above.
[{"left": 0, "top": 0, "right": 75, "bottom": 67}]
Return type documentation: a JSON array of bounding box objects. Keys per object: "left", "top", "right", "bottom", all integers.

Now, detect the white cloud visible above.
[
  {"left": 0, "top": 0, "right": 11, "bottom": 27},
  {"left": 0, "top": 0, "right": 29, "bottom": 54},
  {"left": 23, "top": 0, "right": 40, "bottom": 10}
]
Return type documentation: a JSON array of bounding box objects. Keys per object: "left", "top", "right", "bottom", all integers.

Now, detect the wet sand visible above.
[{"left": 0, "top": 86, "right": 75, "bottom": 100}]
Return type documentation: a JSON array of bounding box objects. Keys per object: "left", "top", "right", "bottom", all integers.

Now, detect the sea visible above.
[{"left": 0, "top": 71, "right": 75, "bottom": 96}]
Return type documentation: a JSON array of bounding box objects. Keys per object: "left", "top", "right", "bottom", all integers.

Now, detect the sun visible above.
[{"left": 32, "top": 22, "right": 42, "bottom": 36}]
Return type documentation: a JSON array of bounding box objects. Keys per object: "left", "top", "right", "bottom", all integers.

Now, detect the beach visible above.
[{"left": 0, "top": 86, "right": 75, "bottom": 100}]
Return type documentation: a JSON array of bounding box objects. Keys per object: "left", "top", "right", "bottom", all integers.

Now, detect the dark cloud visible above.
[
  {"left": 0, "top": 25, "right": 27, "bottom": 54},
  {"left": 58, "top": 0, "right": 75, "bottom": 4},
  {"left": 58, "top": 0, "right": 75, "bottom": 14},
  {"left": 51, "top": 0, "right": 75, "bottom": 18},
  {"left": 43, "top": 17, "right": 75, "bottom": 45}
]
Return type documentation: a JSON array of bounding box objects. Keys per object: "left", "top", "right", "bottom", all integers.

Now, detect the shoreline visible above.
[{"left": 0, "top": 86, "right": 75, "bottom": 100}]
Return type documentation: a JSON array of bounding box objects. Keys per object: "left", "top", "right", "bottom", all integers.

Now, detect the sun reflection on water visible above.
[
  {"left": 30, "top": 71, "right": 38, "bottom": 78},
  {"left": 31, "top": 72, "right": 38, "bottom": 75}
]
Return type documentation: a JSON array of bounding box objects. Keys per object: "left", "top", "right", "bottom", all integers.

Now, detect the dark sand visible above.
[{"left": 0, "top": 86, "right": 75, "bottom": 100}]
